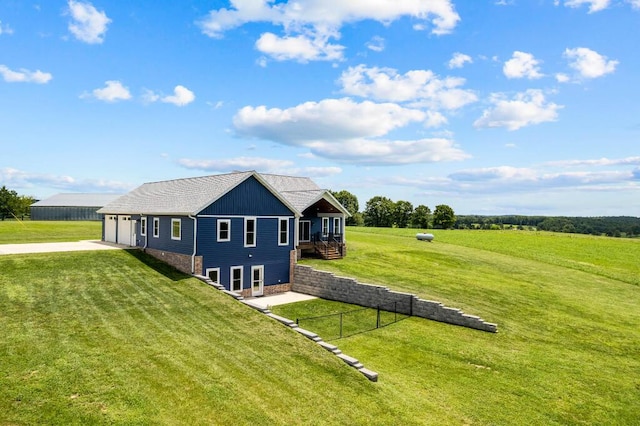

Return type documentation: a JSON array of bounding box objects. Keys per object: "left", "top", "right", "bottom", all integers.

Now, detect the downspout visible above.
[
  {"left": 189, "top": 215, "right": 197, "bottom": 275},
  {"left": 142, "top": 215, "right": 148, "bottom": 250}
]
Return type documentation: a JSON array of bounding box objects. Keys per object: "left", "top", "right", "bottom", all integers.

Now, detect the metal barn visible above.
[{"left": 30, "top": 193, "right": 122, "bottom": 221}]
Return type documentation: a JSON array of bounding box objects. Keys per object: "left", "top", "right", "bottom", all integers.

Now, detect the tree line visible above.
[
  {"left": 0, "top": 186, "right": 35, "bottom": 220},
  {"left": 331, "top": 190, "right": 640, "bottom": 238}
]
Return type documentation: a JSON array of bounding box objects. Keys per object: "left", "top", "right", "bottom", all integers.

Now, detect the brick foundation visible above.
[{"left": 144, "top": 248, "right": 203, "bottom": 275}]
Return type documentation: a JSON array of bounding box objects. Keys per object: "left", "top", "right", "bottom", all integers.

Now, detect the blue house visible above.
[{"left": 97, "top": 171, "right": 349, "bottom": 296}]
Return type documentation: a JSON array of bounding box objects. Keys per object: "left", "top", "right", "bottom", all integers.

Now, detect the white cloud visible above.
[
  {"left": 338, "top": 65, "right": 477, "bottom": 111},
  {"left": 447, "top": 52, "right": 472, "bottom": 69},
  {"left": 0, "top": 65, "right": 52, "bottom": 84},
  {"left": 255, "top": 32, "right": 344, "bottom": 62},
  {"left": 474, "top": 89, "right": 562, "bottom": 131},
  {"left": 564, "top": 47, "right": 618, "bottom": 79},
  {"left": 67, "top": 0, "right": 111, "bottom": 44},
  {"left": 161, "top": 85, "right": 195, "bottom": 106},
  {"left": 198, "top": 0, "right": 460, "bottom": 61},
  {"left": 232, "top": 97, "right": 469, "bottom": 165},
  {"left": 545, "top": 156, "right": 640, "bottom": 167},
  {"left": 555, "top": 73, "right": 570, "bottom": 83},
  {"left": 503, "top": 51, "right": 544, "bottom": 79},
  {"left": 366, "top": 36, "right": 385, "bottom": 52},
  {"left": 563, "top": 0, "right": 611, "bottom": 13},
  {"left": 234, "top": 98, "right": 425, "bottom": 143},
  {"left": 0, "top": 20, "right": 14, "bottom": 35},
  {"left": 424, "top": 111, "right": 448, "bottom": 128},
  {"left": 177, "top": 157, "right": 342, "bottom": 177},
  {"left": 82, "top": 80, "right": 131, "bottom": 102},
  {"left": 0, "top": 167, "right": 133, "bottom": 193},
  {"left": 628, "top": 0, "right": 640, "bottom": 9},
  {"left": 143, "top": 85, "right": 196, "bottom": 106}
]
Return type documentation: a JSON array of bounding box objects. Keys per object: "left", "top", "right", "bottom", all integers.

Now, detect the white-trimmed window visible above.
[
  {"left": 278, "top": 218, "right": 289, "bottom": 246},
  {"left": 171, "top": 218, "right": 181, "bottom": 240},
  {"left": 153, "top": 217, "right": 160, "bottom": 238},
  {"left": 244, "top": 217, "right": 257, "bottom": 247},
  {"left": 230, "top": 266, "right": 243, "bottom": 292},
  {"left": 206, "top": 268, "right": 220, "bottom": 285},
  {"left": 140, "top": 217, "right": 147, "bottom": 236},
  {"left": 322, "top": 217, "right": 329, "bottom": 236},
  {"left": 333, "top": 217, "right": 341, "bottom": 235},
  {"left": 217, "top": 219, "right": 231, "bottom": 242}
]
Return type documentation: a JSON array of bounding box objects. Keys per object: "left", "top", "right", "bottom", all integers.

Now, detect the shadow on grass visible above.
[{"left": 124, "top": 249, "right": 192, "bottom": 282}]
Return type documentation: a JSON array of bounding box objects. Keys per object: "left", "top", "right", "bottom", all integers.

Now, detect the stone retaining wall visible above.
[{"left": 293, "top": 265, "right": 497, "bottom": 333}]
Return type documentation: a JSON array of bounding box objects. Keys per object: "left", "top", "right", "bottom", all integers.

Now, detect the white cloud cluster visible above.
[
  {"left": 0, "top": 20, "right": 14, "bottom": 35},
  {"left": 81, "top": 80, "right": 131, "bottom": 102},
  {"left": 0, "top": 167, "right": 133, "bottom": 193},
  {"left": 0, "top": 65, "right": 52, "bottom": 84},
  {"left": 144, "top": 85, "right": 196, "bottom": 107},
  {"left": 563, "top": 47, "right": 618, "bottom": 79},
  {"left": 82, "top": 82, "right": 196, "bottom": 105},
  {"left": 198, "top": 0, "right": 460, "bottom": 62},
  {"left": 67, "top": 0, "right": 111, "bottom": 44},
  {"left": 447, "top": 52, "right": 472, "bottom": 69},
  {"left": 386, "top": 155, "right": 640, "bottom": 200},
  {"left": 366, "top": 36, "right": 385, "bottom": 53},
  {"left": 232, "top": 97, "right": 469, "bottom": 165},
  {"left": 339, "top": 65, "right": 477, "bottom": 111},
  {"left": 503, "top": 51, "right": 544, "bottom": 79},
  {"left": 563, "top": 0, "right": 611, "bottom": 13},
  {"left": 177, "top": 157, "right": 342, "bottom": 177},
  {"left": 474, "top": 89, "right": 562, "bottom": 131}
]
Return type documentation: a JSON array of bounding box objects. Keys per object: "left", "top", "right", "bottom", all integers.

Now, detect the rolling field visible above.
[
  {"left": 1, "top": 224, "right": 639, "bottom": 424},
  {"left": 0, "top": 220, "right": 101, "bottom": 244}
]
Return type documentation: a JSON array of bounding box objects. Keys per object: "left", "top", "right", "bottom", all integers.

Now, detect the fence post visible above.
[{"left": 376, "top": 306, "right": 380, "bottom": 328}]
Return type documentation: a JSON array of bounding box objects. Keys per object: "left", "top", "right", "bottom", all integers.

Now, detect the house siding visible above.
[
  {"left": 199, "top": 175, "right": 292, "bottom": 216},
  {"left": 139, "top": 216, "right": 195, "bottom": 255},
  {"left": 196, "top": 216, "right": 295, "bottom": 291}
]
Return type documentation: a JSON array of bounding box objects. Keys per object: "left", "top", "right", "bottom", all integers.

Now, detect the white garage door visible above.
[
  {"left": 117, "top": 216, "right": 136, "bottom": 246},
  {"left": 105, "top": 215, "right": 117, "bottom": 243}
]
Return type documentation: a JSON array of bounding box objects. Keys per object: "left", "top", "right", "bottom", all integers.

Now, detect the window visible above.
[
  {"left": 140, "top": 217, "right": 147, "bottom": 236},
  {"left": 278, "top": 218, "right": 289, "bottom": 246},
  {"left": 171, "top": 218, "right": 181, "bottom": 240},
  {"left": 322, "top": 217, "right": 329, "bottom": 236},
  {"left": 206, "top": 268, "right": 220, "bottom": 285},
  {"left": 217, "top": 219, "right": 231, "bottom": 242},
  {"left": 230, "top": 266, "right": 243, "bottom": 292},
  {"left": 153, "top": 217, "right": 160, "bottom": 238},
  {"left": 333, "top": 218, "right": 341, "bottom": 235},
  {"left": 299, "top": 220, "right": 311, "bottom": 242},
  {"left": 244, "top": 217, "right": 256, "bottom": 247}
]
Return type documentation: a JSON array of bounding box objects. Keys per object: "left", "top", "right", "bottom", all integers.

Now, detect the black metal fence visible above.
[{"left": 295, "top": 300, "right": 410, "bottom": 340}]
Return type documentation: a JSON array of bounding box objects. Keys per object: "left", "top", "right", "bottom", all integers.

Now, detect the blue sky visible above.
[{"left": 1, "top": 0, "right": 639, "bottom": 216}]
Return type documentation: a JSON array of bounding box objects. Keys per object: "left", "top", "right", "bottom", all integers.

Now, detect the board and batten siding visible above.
[
  {"left": 199, "top": 175, "right": 293, "bottom": 217},
  {"left": 140, "top": 216, "right": 195, "bottom": 255},
  {"left": 196, "top": 216, "right": 295, "bottom": 291}
]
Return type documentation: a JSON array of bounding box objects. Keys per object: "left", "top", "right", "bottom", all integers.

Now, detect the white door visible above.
[
  {"left": 117, "top": 216, "right": 133, "bottom": 246},
  {"left": 251, "top": 265, "right": 264, "bottom": 297},
  {"left": 105, "top": 215, "right": 117, "bottom": 243}
]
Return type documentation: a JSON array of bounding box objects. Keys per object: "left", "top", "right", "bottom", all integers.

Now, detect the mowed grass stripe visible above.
[{"left": 1, "top": 250, "right": 421, "bottom": 425}]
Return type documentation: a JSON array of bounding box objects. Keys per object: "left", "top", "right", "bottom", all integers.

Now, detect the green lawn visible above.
[
  {"left": 0, "top": 220, "right": 101, "bottom": 244},
  {"left": 2, "top": 224, "right": 639, "bottom": 424},
  {"left": 274, "top": 227, "right": 640, "bottom": 424},
  {"left": 1, "top": 251, "right": 413, "bottom": 425}
]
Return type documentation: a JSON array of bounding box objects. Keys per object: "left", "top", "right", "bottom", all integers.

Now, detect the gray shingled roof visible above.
[
  {"left": 97, "top": 171, "right": 349, "bottom": 217},
  {"left": 32, "top": 193, "right": 123, "bottom": 207}
]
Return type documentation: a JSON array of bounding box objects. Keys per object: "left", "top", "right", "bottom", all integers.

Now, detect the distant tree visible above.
[
  {"left": 330, "top": 190, "right": 360, "bottom": 226},
  {"left": 363, "top": 196, "right": 395, "bottom": 227},
  {"left": 432, "top": 204, "right": 456, "bottom": 229},
  {"left": 0, "top": 186, "right": 35, "bottom": 220},
  {"left": 411, "top": 205, "right": 431, "bottom": 229},
  {"left": 393, "top": 200, "right": 414, "bottom": 228}
]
